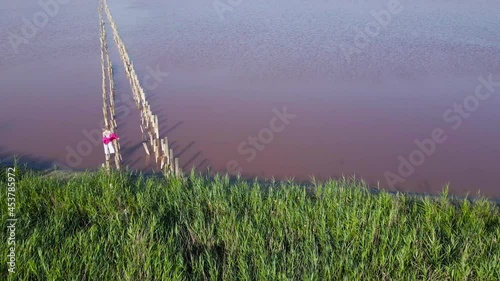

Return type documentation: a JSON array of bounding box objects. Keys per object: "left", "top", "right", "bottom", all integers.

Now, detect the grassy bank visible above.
[{"left": 1, "top": 166, "right": 499, "bottom": 280}]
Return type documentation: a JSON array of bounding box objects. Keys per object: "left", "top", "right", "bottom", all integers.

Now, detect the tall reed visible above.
[{"left": 1, "top": 166, "right": 499, "bottom": 280}]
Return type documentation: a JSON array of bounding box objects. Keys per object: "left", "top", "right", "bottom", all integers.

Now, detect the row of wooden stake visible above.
[
  {"left": 102, "top": 0, "right": 180, "bottom": 176},
  {"left": 99, "top": 1, "right": 121, "bottom": 171}
]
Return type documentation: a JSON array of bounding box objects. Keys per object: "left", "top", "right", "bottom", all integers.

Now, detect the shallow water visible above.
[{"left": 1, "top": 0, "right": 499, "bottom": 196}]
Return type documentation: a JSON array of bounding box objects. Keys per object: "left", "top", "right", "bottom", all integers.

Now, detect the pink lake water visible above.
[{"left": 0, "top": 0, "right": 499, "bottom": 196}]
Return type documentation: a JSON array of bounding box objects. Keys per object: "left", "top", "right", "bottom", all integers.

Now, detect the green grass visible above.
[{"left": 1, "top": 165, "right": 499, "bottom": 280}]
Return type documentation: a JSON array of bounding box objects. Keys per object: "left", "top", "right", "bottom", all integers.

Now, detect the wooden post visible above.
[
  {"left": 142, "top": 142, "right": 150, "bottom": 155},
  {"left": 174, "top": 158, "right": 179, "bottom": 176},
  {"left": 155, "top": 115, "right": 159, "bottom": 139},
  {"left": 169, "top": 149, "right": 174, "bottom": 173},
  {"left": 148, "top": 105, "right": 152, "bottom": 121},
  {"left": 140, "top": 125, "right": 147, "bottom": 142},
  {"left": 114, "top": 154, "right": 121, "bottom": 170},
  {"left": 155, "top": 138, "right": 160, "bottom": 162},
  {"left": 164, "top": 137, "right": 170, "bottom": 170},
  {"left": 152, "top": 136, "right": 157, "bottom": 152},
  {"left": 149, "top": 131, "right": 154, "bottom": 147},
  {"left": 161, "top": 138, "right": 166, "bottom": 155},
  {"left": 105, "top": 153, "right": 110, "bottom": 173}
]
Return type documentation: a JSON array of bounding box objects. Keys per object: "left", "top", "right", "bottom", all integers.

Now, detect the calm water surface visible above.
[{"left": 0, "top": 0, "right": 499, "bottom": 196}]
